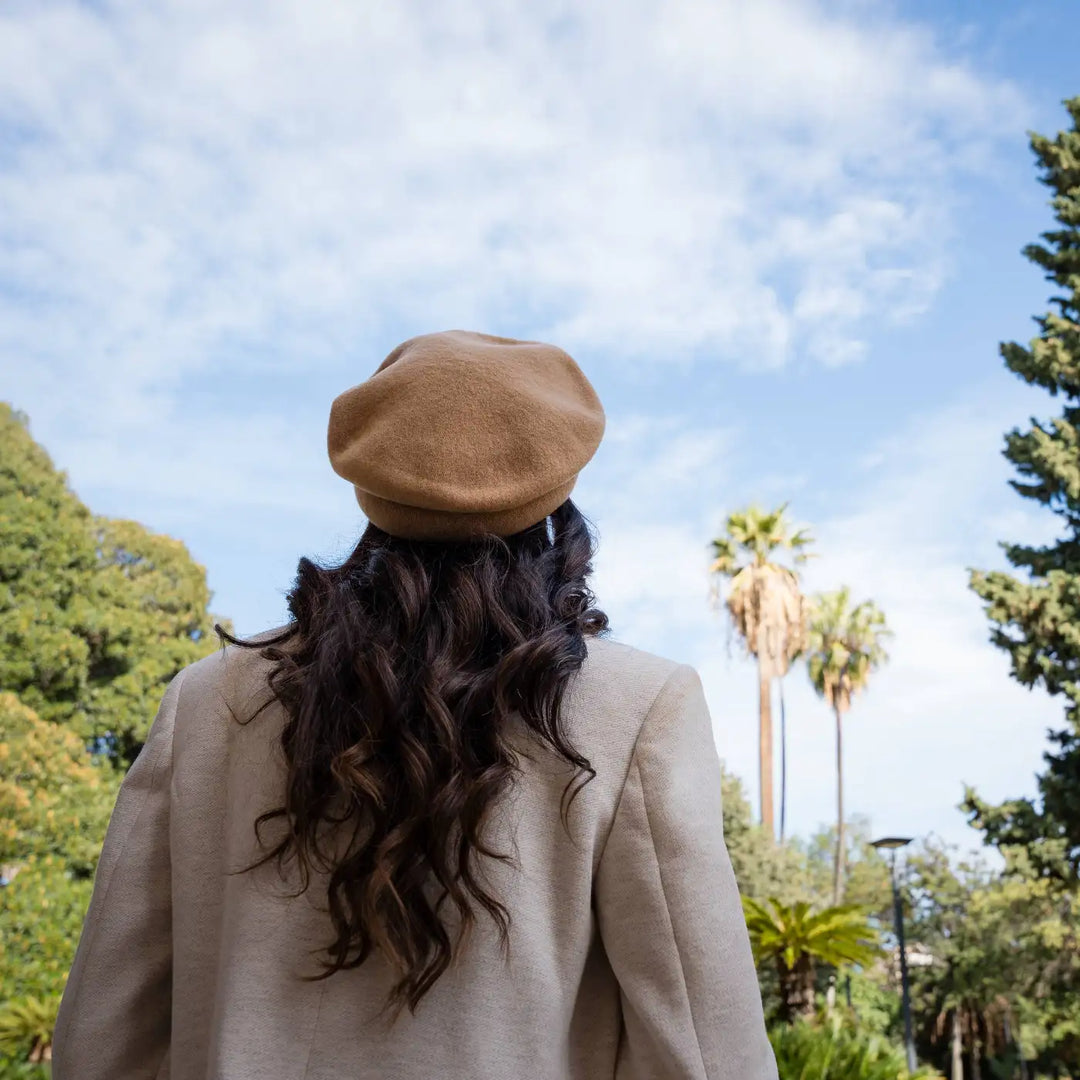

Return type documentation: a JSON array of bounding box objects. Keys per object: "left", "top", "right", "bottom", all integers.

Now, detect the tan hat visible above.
[{"left": 327, "top": 330, "right": 606, "bottom": 541}]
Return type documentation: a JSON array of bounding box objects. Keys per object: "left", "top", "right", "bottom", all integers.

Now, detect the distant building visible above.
[{"left": 869, "top": 941, "right": 935, "bottom": 983}]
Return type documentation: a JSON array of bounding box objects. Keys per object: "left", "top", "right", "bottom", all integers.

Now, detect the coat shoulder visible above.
[
  {"left": 175, "top": 624, "right": 292, "bottom": 714},
  {"left": 573, "top": 632, "right": 691, "bottom": 739},
  {"left": 172, "top": 627, "right": 689, "bottom": 742},
  {"left": 581, "top": 632, "right": 686, "bottom": 683}
]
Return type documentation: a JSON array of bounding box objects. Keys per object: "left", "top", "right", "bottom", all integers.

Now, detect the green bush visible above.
[
  {"left": 0, "top": 857, "right": 91, "bottom": 1004},
  {"left": 769, "top": 1018, "right": 941, "bottom": 1080},
  {"left": 0, "top": 995, "right": 59, "bottom": 1074},
  {"left": 0, "top": 1056, "right": 50, "bottom": 1079}
]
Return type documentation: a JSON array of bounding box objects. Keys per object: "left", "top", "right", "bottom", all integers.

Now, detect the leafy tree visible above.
[
  {"left": 0, "top": 407, "right": 97, "bottom": 726},
  {"left": 720, "top": 774, "right": 896, "bottom": 1025},
  {"left": 903, "top": 838, "right": 1080, "bottom": 1077},
  {"left": 742, "top": 896, "right": 882, "bottom": 1022},
  {"left": 804, "top": 589, "right": 890, "bottom": 904},
  {"left": 709, "top": 504, "right": 812, "bottom": 836},
  {"left": 840, "top": 969, "right": 904, "bottom": 1043},
  {"left": 721, "top": 767, "right": 816, "bottom": 908},
  {"left": 82, "top": 517, "right": 227, "bottom": 764},
  {"left": 904, "top": 843, "right": 1011, "bottom": 1079},
  {"left": 0, "top": 406, "right": 229, "bottom": 1069},
  {"left": 967, "top": 97, "right": 1080, "bottom": 882},
  {"left": 797, "top": 818, "right": 893, "bottom": 918},
  {"left": 0, "top": 855, "right": 94, "bottom": 1010},
  {"left": 0, "top": 694, "right": 117, "bottom": 1067},
  {"left": 0, "top": 692, "right": 118, "bottom": 877},
  {"left": 722, "top": 766, "right": 893, "bottom": 916},
  {"left": 0, "top": 403, "right": 226, "bottom": 767}
]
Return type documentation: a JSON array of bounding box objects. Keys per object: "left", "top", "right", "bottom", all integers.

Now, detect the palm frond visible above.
[
  {"left": 0, "top": 994, "right": 61, "bottom": 1062},
  {"left": 742, "top": 895, "right": 883, "bottom": 971},
  {"left": 804, "top": 588, "right": 890, "bottom": 711}
]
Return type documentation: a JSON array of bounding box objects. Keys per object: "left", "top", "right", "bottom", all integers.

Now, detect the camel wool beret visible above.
[{"left": 327, "top": 330, "right": 606, "bottom": 541}]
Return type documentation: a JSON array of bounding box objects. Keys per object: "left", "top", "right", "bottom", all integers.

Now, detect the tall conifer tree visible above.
[{"left": 968, "top": 97, "right": 1080, "bottom": 880}]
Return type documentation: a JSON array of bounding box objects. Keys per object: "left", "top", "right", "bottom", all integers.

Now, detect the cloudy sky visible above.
[{"left": 3, "top": 0, "right": 1078, "bottom": 857}]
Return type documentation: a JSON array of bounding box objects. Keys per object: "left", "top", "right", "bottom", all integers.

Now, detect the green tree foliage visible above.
[
  {"left": 840, "top": 969, "right": 903, "bottom": 1043},
  {"left": 967, "top": 97, "right": 1080, "bottom": 881},
  {"left": 0, "top": 995, "right": 59, "bottom": 1067},
  {"left": 718, "top": 768, "right": 893, "bottom": 917},
  {"left": 0, "top": 692, "right": 118, "bottom": 875},
  {"left": 84, "top": 516, "right": 227, "bottom": 764},
  {"left": 0, "top": 694, "right": 118, "bottom": 1065},
  {"left": 0, "top": 405, "right": 229, "bottom": 1070},
  {"left": 723, "top": 765, "right": 889, "bottom": 897},
  {"left": 722, "top": 767, "right": 806, "bottom": 899},
  {"left": 0, "top": 403, "right": 226, "bottom": 767},
  {"left": 0, "top": 407, "right": 97, "bottom": 725},
  {"left": 0, "top": 856, "right": 94, "bottom": 1011},
  {"left": 721, "top": 774, "right": 894, "bottom": 1027},
  {"left": 903, "top": 839, "right": 1080, "bottom": 1077},
  {"left": 709, "top": 503, "right": 813, "bottom": 836},
  {"left": 795, "top": 819, "right": 893, "bottom": 918},
  {"left": 743, "top": 897, "right": 882, "bottom": 1022}
]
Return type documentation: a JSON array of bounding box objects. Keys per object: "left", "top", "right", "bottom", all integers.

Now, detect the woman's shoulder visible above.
[
  {"left": 172, "top": 626, "right": 690, "bottom": 721},
  {"left": 174, "top": 623, "right": 294, "bottom": 708},
  {"left": 575, "top": 632, "right": 690, "bottom": 714},
  {"left": 582, "top": 631, "right": 685, "bottom": 677}
]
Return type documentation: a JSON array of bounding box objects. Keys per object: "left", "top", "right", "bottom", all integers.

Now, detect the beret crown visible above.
[{"left": 328, "top": 330, "right": 606, "bottom": 541}]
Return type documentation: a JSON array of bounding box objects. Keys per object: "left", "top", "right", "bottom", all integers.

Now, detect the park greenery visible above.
[
  {"left": 1, "top": 95, "right": 1079, "bottom": 1080},
  {"left": 0, "top": 402, "right": 226, "bottom": 1073}
]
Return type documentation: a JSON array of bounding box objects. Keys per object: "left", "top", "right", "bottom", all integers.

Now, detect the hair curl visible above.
[{"left": 215, "top": 498, "right": 609, "bottom": 1021}]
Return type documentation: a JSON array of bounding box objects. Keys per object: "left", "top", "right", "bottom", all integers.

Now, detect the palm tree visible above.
[
  {"left": 0, "top": 993, "right": 60, "bottom": 1064},
  {"left": 708, "top": 504, "right": 812, "bottom": 837},
  {"left": 742, "top": 896, "right": 882, "bottom": 1022},
  {"left": 804, "top": 587, "right": 891, "bottom": 905}
]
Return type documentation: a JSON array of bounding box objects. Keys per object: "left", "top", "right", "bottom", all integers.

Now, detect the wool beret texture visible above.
[{"left": 327, "top": 330, "right": 606, "bottom": 541}]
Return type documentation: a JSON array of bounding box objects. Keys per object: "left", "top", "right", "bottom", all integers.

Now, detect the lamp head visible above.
[{"left": 871, "top": 836, "right": 914, "bottom": 850}]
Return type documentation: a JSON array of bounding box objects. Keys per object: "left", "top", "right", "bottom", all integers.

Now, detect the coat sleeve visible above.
[
  {"left": 594, "top": 663, "right": 778, "bottom": 1080},
  {"left": 51, "top": 668, "right": 187, "bottom": 1080}
]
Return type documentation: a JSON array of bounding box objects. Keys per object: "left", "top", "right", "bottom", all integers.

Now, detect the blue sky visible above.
[{"left": 3, "top": 0, "right": 1079, "bottom": 857}]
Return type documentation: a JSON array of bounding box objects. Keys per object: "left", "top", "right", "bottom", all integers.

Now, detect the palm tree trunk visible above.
[
  {"left": 759, "top": 662, "right": 774, "bottom": 838},
  {"left": 833, "top": 703, "right": 845, "bottom": 906},
  {"left": 777, "top": 956, "right": 816, "bottom": 1022},
  {"left": 951, "top": 1010, "right": 963, "bottom": 1080},
  {"left": 779, "top": 677, "right": 787, "bottom": 844}
]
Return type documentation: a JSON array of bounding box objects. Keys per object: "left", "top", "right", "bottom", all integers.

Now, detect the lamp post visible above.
[{"left": 872, "top": 836, "right": 916, "bottom": 1074}]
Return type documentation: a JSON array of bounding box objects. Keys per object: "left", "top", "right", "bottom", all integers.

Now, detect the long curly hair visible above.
[{"left": 215, "top": 497, "right": 609, "bottom": 1021}]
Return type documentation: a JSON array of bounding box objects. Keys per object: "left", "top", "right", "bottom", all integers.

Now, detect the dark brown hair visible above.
[{"left": 215, "top": 497, "right": 609, "bottom": 1021}]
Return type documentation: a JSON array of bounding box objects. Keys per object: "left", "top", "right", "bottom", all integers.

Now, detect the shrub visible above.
[
  {"left": 0, "top": 994, "right": 59, "bottom": 1071},
  {"left": 769, "top": 1018, "right": 942, "bottom": 1080}
]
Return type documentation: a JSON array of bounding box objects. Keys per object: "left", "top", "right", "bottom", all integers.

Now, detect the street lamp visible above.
[{"left": 872, "top": 836, "right": 916, "bottom": 1074}]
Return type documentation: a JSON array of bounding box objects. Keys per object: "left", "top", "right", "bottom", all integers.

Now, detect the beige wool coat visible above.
[{"left": 52, "top": 630, "right": 778, "bottom": 1080}]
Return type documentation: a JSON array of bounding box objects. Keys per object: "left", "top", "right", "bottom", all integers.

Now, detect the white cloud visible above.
[
  {"left": 1, "top": 0, "right": 1025, "bottom": 450},
  {"left": 0, "top": 0, "right": 1053, "bottom": 853}
]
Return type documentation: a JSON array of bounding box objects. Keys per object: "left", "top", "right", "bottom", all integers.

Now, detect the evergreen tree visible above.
[
  {"left": 0, "top": 409, "right": 230, "bottom": 1067},
  {"left": 0, "top": 692, "right": 118, "bottom": 877},
  {"left": 0, "top": 403, "right": 227, "bottom": 766},
  {"left": 968, "top": 97, "right": 1080, "bottom": 881},
  {"left": 0, "top": 692, "right": 119, "bottom": 1010}
]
